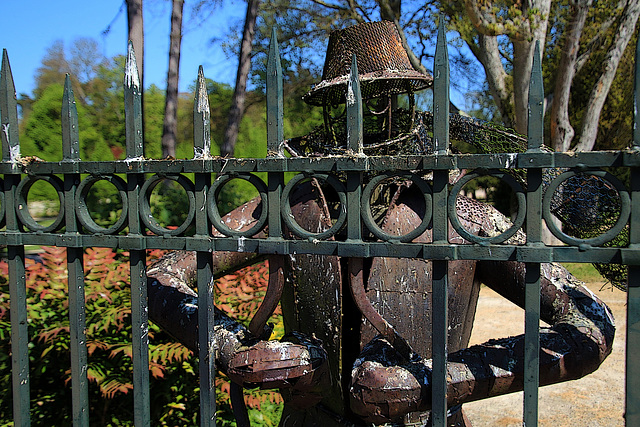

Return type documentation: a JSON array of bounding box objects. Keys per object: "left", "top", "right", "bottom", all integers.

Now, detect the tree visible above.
[
  {"left": 437, "top": 0, "right": 640, "bottom": 150},
  {"left": 221, "top": 0, "right": 260, "bottom": 157},
  {"left": 549, "top": 0, "right": 593, "bottom": 152},
  {"left": 34, "top": 38, "right": 106, "bottom": 105},
  {"left": 570, "top": 0, "right": 640, "bottom": 151},
  {"left": 20, "top": 84, "right": 111, "bottom": 163},
  {"left": 161, "top": 0, "right": 185, "bottom": 159},
  {"left": 237, "top": 0, "right": 639, "bottom": 151},
  {"left": 126, "top": 0, "right": 144, "bottom": 87},
  {"left": 440, "top": 0, "right": 552, "bottom": 133}
]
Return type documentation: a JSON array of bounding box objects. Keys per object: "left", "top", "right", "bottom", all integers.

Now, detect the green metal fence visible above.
[{"left": 1, "top": 24, "right": 639, "bottom": 427}]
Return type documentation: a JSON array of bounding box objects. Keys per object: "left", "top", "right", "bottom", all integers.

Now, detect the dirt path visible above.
[{"left": 463, "top": 284, "right": 627, "bottom": 426}]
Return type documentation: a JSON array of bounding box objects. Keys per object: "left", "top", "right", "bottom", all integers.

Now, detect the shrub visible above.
[{"left": 0, "top": 247, "right": 283, "bottom": 426}]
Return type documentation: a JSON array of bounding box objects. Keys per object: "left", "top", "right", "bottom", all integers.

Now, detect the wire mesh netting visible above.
[{"left": 286, "top": 109, "right": 629, "bottom": 290}]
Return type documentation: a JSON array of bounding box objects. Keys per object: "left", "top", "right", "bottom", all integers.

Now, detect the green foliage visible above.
[
  {"left": 0, "top": 248, "right": 283, "bottom": 426},
  {"left": 18, "top": 36, "right": 327, "bottom": 219},
  {"left": 149, "top": 180, "right": 193, "bottom": 231},
  {"left": 143, "top": 85, "right": 166, "bottom": 160},
  {"left": 84, "top": 55, "right": 127, "bottom": 158},
  {"left": 20, "top": 83, "right": 111, "bottom": 163}
]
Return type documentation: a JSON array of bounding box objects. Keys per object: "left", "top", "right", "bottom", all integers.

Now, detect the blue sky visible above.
[
  {"left": 3, "top": 1, "right": 472, "bottom": 110},
  {"left": 3, "top": 0, "right": 245, "bottom": 96}
]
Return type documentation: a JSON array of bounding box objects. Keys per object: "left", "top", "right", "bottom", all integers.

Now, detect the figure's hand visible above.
[
  {"left": 227, "top": 332, "right": 329, "bottom": 408},
  {"left": 349, "top": 337, "right": 430, "bottom": 424}
]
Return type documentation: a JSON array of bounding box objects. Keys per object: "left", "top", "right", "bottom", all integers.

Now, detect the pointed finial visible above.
[
  {"left": 125, "top": 41, "right": 141, "bottom": 91},
  {"left": 434, "top": 16, "right": 450, "bottom": 154},
  {"left": 195, "top": 66, "right": 210, "bottom": 115},
  {"left": 347, "top": 54, "right": 363, "bottom": 155},
  {"left": 269, "top": 27, "right": 280, "bottom": 63},
  {"left": 527, "top": 40, "right": 543, "bottom": 151},
  {"left": 193, "top": 66, "right": 211, "bottom": 158},
  {"left": 1, "top": 49, "right": 20, "bottom": 162},
  {"left": 267, "top": 27, "right": 284, "bottom": 157},
  {"left": 124, "top": 41, "right": 144, "bottom": 158},
  {"left": 62, "top": 74, "right": 80, "bottom": 160}
]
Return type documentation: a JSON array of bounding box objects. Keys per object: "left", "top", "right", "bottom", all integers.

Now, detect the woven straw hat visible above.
[{"left": 303, "top": 21, "right": 432, "bottom": 106}]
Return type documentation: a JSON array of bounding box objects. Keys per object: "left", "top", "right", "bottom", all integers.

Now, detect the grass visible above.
[{"left": 562, "top": 262, "right": 604, "bottom": 284}]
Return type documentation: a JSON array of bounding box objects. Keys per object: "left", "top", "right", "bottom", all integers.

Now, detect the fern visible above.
[{"left": 0, "top": 248, "right": 284, "bottom": 425}]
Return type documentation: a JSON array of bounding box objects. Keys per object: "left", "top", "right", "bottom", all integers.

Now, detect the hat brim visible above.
[{"left": 303, "top": 70, "right": 433, "bottom": 106}]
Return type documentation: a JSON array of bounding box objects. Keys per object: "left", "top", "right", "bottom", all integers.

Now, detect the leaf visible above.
[
  {"left": 87, "top": 339, "right": 111, "bottom": 355},
  {"left": 36, "top": 325, "right": 69, "bottom": 344},
  {"left": 100, "top": 378, "right": 133, "bottom": 399},
  {"left": 149, "top": 363, "right": 165, "bottom": 379}
]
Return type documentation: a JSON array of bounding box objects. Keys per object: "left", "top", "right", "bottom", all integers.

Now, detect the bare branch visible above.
[
  {"left": 309, "top": 0, "right": 367, "bottom": 22},
  {"left": 463, "top": 0, "right": 508, "bottom": 36}
]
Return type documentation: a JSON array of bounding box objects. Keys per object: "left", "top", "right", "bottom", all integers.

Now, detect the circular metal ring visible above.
[
  {"left": 76, "top": 174, "right": 128, "bottom": 234},
  {"left": 448, "top": 169, "right": 526, "bottom": 244},
  {"left": 542, "top": 169, "right": 630, "bottom": 246},
  {"left": 140, "top": 174, "right": 196, "bottom": 236},
  {"left": 281, "top": 173, "right": 347, "bottom": 240},
  {"left": 15, "top": 175, "right": 65, "bottom": 233},
  {"left": 207, "top": 173, "right": 268, "bottom": 237},
  {"left": 361, "top": 172, "right": 432, "bottom": 242},
  {"left": 0, "top": 178, "right": 5, "bottom": 229}
]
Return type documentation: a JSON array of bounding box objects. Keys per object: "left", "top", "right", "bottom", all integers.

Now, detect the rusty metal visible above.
[
  {"left": 348, "top": 257, "right": 418, "bottom": 363},
  {"left": 250, "top": 256, "right": 286, "bottom": 337},
  {"left": 348, "top": 252, "right": 615, "bottom": 425},
  {"left": 303, "top": 21, "right": 432, "bottom": 107},
  {"left": 234, "top": 255, "right": 285, "bottom": 427}
]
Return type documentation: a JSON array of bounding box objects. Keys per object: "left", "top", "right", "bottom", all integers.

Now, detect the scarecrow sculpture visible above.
[{"left": 147, "top": 21, "right": 615, "bottom": 426}]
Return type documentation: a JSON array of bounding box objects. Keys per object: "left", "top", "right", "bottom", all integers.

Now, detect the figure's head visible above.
[{"left": 303, "top": 21, "right": 432, "bottom": 148}]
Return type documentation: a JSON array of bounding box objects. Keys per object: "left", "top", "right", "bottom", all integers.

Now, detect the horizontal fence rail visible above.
[{"left": 1, "top": 24, "right": 639, "bottom": 427}]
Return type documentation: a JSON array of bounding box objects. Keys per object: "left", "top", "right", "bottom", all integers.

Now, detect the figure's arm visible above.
[
  {"left": 460, "top": 196, "right": 615, "bottom": 389},
  {"left": 350, "top": 196, "right": 615, "bottom": 423},
  {"left": 146, "top": 197, "right": 327, "bottom": 392},
  {"left": 147, "top": 197, "right": 266, "bottom": 355},
  {"left": 449, "top": 260, "right": 615, "bottom": 402},
  {"left": 350, "top": 260, "right": 615, "bottom": 423},
  {"left": 450, "top": 196, "right": 614, "bottom": 396}
]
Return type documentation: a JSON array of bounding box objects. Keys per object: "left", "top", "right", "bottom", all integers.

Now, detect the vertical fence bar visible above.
[
  {"left": 124, "top": 42, "right": 150, "bottom": 426},
  {"left": 62, "top": 75, "right": 89, "bottom": 426},
  {"left": 523, "top": 41, "right": 544, "bottom": 427},
  {"left": 266, "top": 29, "right": 284, "bottom": 245},
  {"left": 626, "top": 37, "right": 640, "bottom": 426},
  {"left": 431, "top": 18, "right": 450, "bottom": 427},
  {"left": 267, "top": 28, "right": 284, "bottom": 160},
  {"left": 346, "top": 54, "right": 363, "bottom": 242},
  {"left": 1, "top": 49, "right": 30, "bottom": 427},
  {"left": 193, "top": 67, "right": 216, "bottom": 427}
]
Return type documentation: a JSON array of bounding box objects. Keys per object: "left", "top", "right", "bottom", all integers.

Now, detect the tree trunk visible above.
[
  {"left": 574, "top": 0, "right": 640, "bottom": 152},
  {"left": 512, "top": 0, "right": 551, "bottom": 134},
  {"left": 126, "top": 0, "right": 144, "bottom": 88},
  {"left": 472, "top": 34, "right": 514, "bottom": 128},
  {"left": 221, "top": 0, "right": 260, "bottom": 158},
  {"left": 512, "top": 39, "right": 535, "bottom": 134},
  {"left": 550, "top": 0, "right": 592, "bottom": 152},
  {"left": 162, "top": 0, "right": 184, "bottom": 159},
  {"left": 462, "top": 0, "right": 550, "bottom": 133}
]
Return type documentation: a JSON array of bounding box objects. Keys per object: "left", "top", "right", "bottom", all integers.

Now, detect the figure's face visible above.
[{"left": 322, "top": 93, "right": 416, "bottom": 151}]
